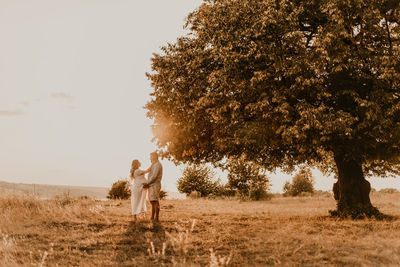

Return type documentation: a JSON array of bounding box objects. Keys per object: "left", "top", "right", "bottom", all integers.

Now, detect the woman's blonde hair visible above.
[{"left": 130, "top": 159, "right": 140, "bottom": 178}]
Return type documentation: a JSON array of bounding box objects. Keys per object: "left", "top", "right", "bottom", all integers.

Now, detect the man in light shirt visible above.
[{"left": 143, "top": 152, "right": 163, "bottom": 222}]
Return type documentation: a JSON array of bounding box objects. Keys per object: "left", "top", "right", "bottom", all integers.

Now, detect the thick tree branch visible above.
[{"left": 384, "top": 16, "right": 393, "bottom": 55}]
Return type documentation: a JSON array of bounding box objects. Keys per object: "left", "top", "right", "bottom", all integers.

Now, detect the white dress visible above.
[{"left": 130, "top": 169, "right": 148, "bottom": 215}]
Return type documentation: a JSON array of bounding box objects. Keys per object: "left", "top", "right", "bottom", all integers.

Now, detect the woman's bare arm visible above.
[
  {"left": 136, "top": 166, "right": 152, "bottom": 176},
  {"left": 142, "top": 164, "right": 154, "bottom": 174}
]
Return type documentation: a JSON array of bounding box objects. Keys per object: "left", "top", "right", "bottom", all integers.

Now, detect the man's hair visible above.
[{"left": 150, "top": 151, "right": 158, "bottom": 159}]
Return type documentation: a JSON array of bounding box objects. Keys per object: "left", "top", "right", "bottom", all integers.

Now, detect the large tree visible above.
[{"left": 146, "top": 0, "right": 400, "bottom": 218}]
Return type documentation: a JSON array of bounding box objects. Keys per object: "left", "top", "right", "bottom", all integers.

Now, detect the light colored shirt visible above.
[{"left": 147, "top": 161, "right": 162, "bottom": 186}]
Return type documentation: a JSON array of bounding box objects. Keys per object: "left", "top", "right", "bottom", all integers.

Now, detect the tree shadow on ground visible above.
[{"left": 114, "top": 220, "right": 166, "bottom": 265}]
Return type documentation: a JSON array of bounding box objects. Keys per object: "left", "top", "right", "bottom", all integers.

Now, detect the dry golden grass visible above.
[{"left": 1, "top": 192, "right": 400, "bottom": 266}]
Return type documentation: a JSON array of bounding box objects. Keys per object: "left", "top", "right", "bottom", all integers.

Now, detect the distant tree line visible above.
[
  {"left": 177, "top": 160, "right": 271, "bottom": 200},
  {"left": 177, "top": 163, "right": 322, "bottom": 200}
]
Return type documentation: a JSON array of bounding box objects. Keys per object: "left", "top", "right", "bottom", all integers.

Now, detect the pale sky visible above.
[{"left": 1, "top": 0, "right": 399, "bottom": 193}]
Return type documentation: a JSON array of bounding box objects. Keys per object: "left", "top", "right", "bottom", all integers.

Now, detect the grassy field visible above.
[{"left": 1, "top": 193, "right": 400, "bottom": 266}]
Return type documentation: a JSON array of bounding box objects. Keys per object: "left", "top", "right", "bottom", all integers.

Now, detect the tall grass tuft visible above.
[{"left": 146, "top": 219, "right": 233, "bottom": 266}]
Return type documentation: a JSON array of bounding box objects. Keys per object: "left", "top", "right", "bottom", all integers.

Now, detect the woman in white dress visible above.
[{"left": 130, "top": 159, "right": 151, "bottom": 221}]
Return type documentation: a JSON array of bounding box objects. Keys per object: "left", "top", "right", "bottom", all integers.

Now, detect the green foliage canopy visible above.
[{"left": 146, "top": 0, "right": 400, "bottom": 177}]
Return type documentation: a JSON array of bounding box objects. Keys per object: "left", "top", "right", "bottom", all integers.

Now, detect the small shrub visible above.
[
  {"left": 227, "top": 158, "right": 271, "bottom": 200},
  {"left": 107, "top": 179, "right": 131, "bottom": 200},
  {"left": 283, "top": 168, "right": 315, "bottom": 197},
  {"left": 177, "top": 165, "right": 218, "bottom": 197},
  {"left": 53, "top": 192, "right": 75, "bottom": 206},
  {"left": 249, "top": 184, "right": 272, "bottom": 200},
  {"left": 213, "top": 184, "right": 236, "bottom": 198},
  {"left": 159, "top": 190, "right": 168, "bottom": 200}
]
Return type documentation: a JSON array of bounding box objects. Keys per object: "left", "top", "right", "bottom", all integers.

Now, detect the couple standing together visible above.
[{"left": 130, "top": 152, "right": 163, "bottom": 222}]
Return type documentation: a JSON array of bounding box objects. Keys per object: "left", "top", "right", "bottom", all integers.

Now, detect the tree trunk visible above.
[{"left": 331, "top": 154, "right": 381, "bottom": 218}]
